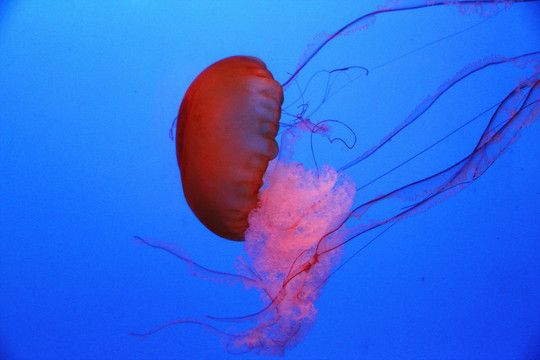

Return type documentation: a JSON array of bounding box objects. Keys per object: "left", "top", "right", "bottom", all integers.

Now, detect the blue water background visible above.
[{"left": 1, "top": 1, "right": 539, "bottom": 359}]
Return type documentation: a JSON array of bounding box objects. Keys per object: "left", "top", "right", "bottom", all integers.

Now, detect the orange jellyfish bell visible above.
[{"left": 176, "top": 56, "right": 284, "bottom": 241}]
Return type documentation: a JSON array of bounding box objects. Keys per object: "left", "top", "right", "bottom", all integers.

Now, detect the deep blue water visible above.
[{"left": 1, "top": 1, "right": 539, "bottom": 359}]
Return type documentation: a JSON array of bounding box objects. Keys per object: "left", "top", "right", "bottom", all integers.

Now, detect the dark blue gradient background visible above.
[{"left": 1, "top": 2, "right": 539, "bottom": 359}]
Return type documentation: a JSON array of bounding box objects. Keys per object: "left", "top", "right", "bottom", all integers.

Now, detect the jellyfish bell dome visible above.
[{"left": 176, "top": 56, "right": 284, "bottom": 241}]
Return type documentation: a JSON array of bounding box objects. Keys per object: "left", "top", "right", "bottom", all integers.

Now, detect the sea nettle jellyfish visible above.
[{"left": 132, "top": 0, "right": 540, "bottom": 356}]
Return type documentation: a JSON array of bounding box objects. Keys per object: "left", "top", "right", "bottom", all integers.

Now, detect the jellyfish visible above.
[{"left": 132, "top": 0, "right": 540, "bottom": 356}]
